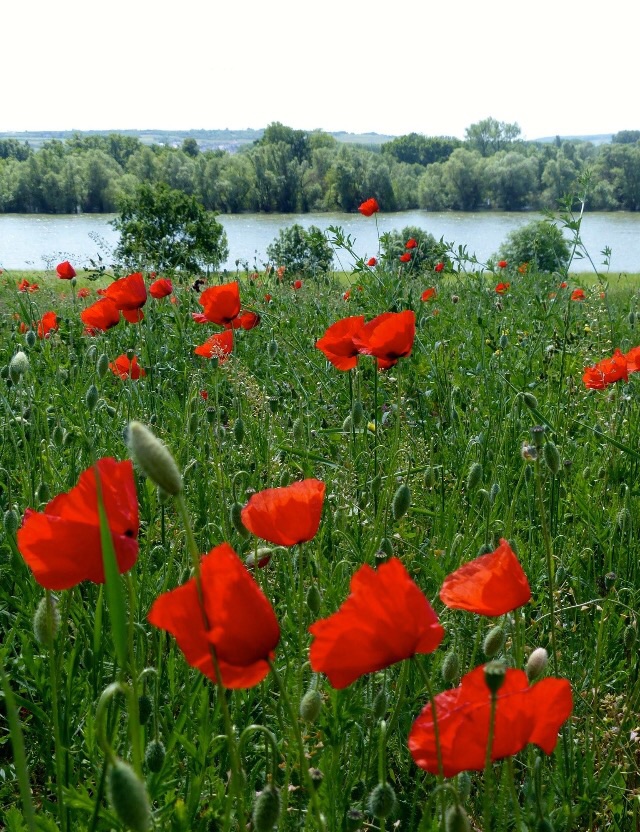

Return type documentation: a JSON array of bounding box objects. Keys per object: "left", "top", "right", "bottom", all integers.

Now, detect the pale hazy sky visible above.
[{"left": 4, "top": 0, "right": 638, "bottom": 140}]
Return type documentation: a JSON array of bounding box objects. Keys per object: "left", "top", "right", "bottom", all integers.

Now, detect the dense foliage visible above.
[
  {"left": 265, "top": 224, "right": 334, "bottom": 276},
  {"left": 2, "top": 122, "right": 640, "bottom": 214},
  {"left": 497, "top": 220, "right": 572, "bottom": 274}
]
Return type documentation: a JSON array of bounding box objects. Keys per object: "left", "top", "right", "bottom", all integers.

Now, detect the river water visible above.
[{"left": 1, "top": 210, "right": 639, "bottom": 273}]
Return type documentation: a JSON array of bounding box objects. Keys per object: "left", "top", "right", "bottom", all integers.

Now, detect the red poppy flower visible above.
[
  {"left": 105, "top": 272, "right": 147, "bottom": 311},
  {"left": 367, "top": 257, "right": 377, "bottom": 267},
  {"left": 358, "top": 198, "right": 379, "bottom": 217},
  {"left": 264, "top": 294, "right": 272, "bottom": 303},
  {"left": 498, "top": 260, "right": 508, "bottom": 269},
  {"left": 191, "top": 312, "right": 208, "bottom": 324},
  {"left": 518, "top": 263, "right": 528, "bottom": 274},
  {"left": 434, "top": 262, "right": 445, "bottom": 273},
  {"left": 293, "top": 280, "right": 303, "bottom": 290},
  {"left": 495, "top": 282, "right": 510, "bottom": 294},
  {"left": 18, "top": 279, "right": 39, "bottom": 293},
  {"left": 421, "top": 288, "right": 437, "bottom": 302},
  {"left": 315, "top": 315, "right": 365, "bottom": 371},
  {"left": 399, "top": 252, "right": 412, "bottom": 263},
  {"left": 148, "top": 543, "right": 280, "bottom": 689},
  {"left": 353, "top": 310, "right": 416, "bottom": 371},
  {"left": 309, "top": 557, "right": 444, "bottom": 689},
  {"left": 236, "top": 310, "right": 261, "bottom": 330},
  {"left": 149, "top": 278, "right": 173, "bottom": 299},
  {"left": 37, "top": 311, "right": 58, "bottom": 339},
  {"left": 194, "top": 329, "right": 234, "bottom": 361},
  {"left": 240, "top": 479, "right": 325, "bottom": 547},
  {"left": 80, "top": 298, "right": 120, "bottom": 333},
  {"left": 199, "top": 282, "right": 241, "bottom": 326},
  {"left": 109, "top": 354, "right": 146, "bottom": 380},
  {"left": 571, "top": 288, "right": 585, "bottom": 301},
  {"left": 405, "top": 238, "right": 418, "bottom": 250},
  {"left": 408, "top": 664, "right": 573, "bottom": 777},
  {"left": 56, "top": 261, "right": 76, "bottom": 280},
  {"left": 96, "top": 288, "right": 108, "bottom": 296},
  {"left": 122, "top": 309, "right": 144, "bottom": 324},
  {"left": 17, "top": 458, "right": 139, "bottom": 591},
  {"left": 582, "top": 349, "right": 629, "bottom": 389},
  {"left": 439, "top": 539, "right": 531, "bottom": 616},
  {"left": 625, "top": 346, "right": 640, "bottom": 373},
  {"left": 77, "top": 287, "right": 90, "bottom": 299},
  {"left": 200, "top": 389, "right": 208, "bottom": 400},
  {"left": 559, "top": 281, "right": 568, "bottom": 289},
  {"left": 342, "top": 290, "right": 351, "bottom": 301}
]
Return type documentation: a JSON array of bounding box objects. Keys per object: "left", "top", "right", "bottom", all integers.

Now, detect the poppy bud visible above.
[
  {"left": 543, "top": 441, "right": 561, "bottom": 475},
  {"left": 372, "top": 689, "right": 387, "bottom": 720},
  {"left": 86, "top": 384, "right": 99, "bottom": 414},
  {"left": 489, "top": 482, "right": 500, "bottom": 503},
  {"left": 267, "top": 339, "right": 278, "bottom": 359},
  {"left": 33, "top": 594, "right": 61, "bottom": 645},
  {"left": 483, "top": 625, "right": 506, "bottom": 658},
  {"left": 466, "top": 462, "right": 482, "bottom": 491},
  {"left": 499, "top": 334, "right": 508, "bottom": 350},
  {"left": 9, "top": 351, "right": 29, "bottom": 380},
  {"left": 484, "top": 660, "right": 507, "bottom": 695},
  {"left": 629, "top": 311, "right": 635, "bottom": 327},
  {"left": 442, "top": 651, "right": 460, "bottom": 685},
  {"left": 107, "top": 758, "right": 152, "bottom": 832},
  {"left": 252, "top": 784, "right": 281, "bottom": 832},
  {"left": 145, "top": 739, "right": 166, "bottom": 773},
  {"left": 137, "top": 694, "right": 152, "bottom": 726},
  {"left": 379, "top": 537, "right": 393, "bottom": 558},
  {"left": 3, "top": 508, "right": 19, "bottom": 536},
  {"left": 616, "top": 507, "right": 631, "bottom": 531},
  {"left": 346, "top": 808, "right": 364, "bottom": 831},
  {"left": 229, "top": 502, "right": 249, "bottom": 538},
  {"left": 530, "top": 425, "right": 546, "bottom": 449},
  {"left": 392, "top": 483, "right": 411, "bottom": 521},
  {"left": 51, "top": 425, "right": 64, "bottom": 446},
  {"left": 526, "top": 647, "right": 548, "bottom": 681},
  {"left": 37, "top": 482, "right": 51, "bottom": 504},
  {"left": 351, "top": 401, "right": 365, "bottom": 428},
  {"left": 105, "top": 405, "right": 117, "bottom": 418},
  {"left": 299, "top": 688, "right": 322, "bottom": 722},
  {"left": 292, "top": 417, "right": 304, "bottom": 442},
  {"left": 371, "top": 475, "right": 382, "bottom": 496},
  {"left": 522, "top": 392, "right": 538, "bottom": 409},
  {"left": 25, "top": 330, "right": 37, "bottom": 347},
  {"left": 424, "top": 466, "right": 436, "bottom": 489},
  {"left": 457, "top": 771, "right": 471, "bottom": 801},
  {"left": 342, "top": 415, "right": 353, "bottom": 432},
  {"left": 623, "top": 622, "right": 636, "bottom": 651},
  {"left": 126, "top": 421, "right": 183, "bottom": 496},
  {"left": 233, "top": 418, "right": 244, "bottom": 445},
  {"left": 367, "top": 782, "right": 396, "bottom": 819},
  {"left": 307, "top": 584, "right": 321, "bottom": 615},
  {"left": 445, "top": 804, "right": 471, "bottom": 832}
]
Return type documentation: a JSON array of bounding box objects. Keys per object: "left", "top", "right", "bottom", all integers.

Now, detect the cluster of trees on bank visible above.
[{"left": 1, "top": 120, "right": 640, "bottom": 215}]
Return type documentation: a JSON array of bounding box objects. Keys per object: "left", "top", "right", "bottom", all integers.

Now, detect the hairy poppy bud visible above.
[
  {"left": 457, "top": 771, "right": 471, "bottom": 801},
  {"left": 86, "top": 384, "right": 99, "bottom": 414},
  {"left": 342, "top": 415, "right": 353, "bottom": 432},
  {"left": 3, "top": 508, "right": 19, "bottom": 536},
  {"left": 25, "top": 330, "right": 37, "bottom": 348},
  {"left": 543, "top": 441, "right": 561, "bottom": 475},
  {"left": 233, "top": 418, "right": 244, "bottom": 445},
  {"left": 392, "top": 483, "right": 411, "bottom": 521},
  {"left": 483, "top": 625, "right": 506, "bottom": 659},
  {"left": 126, "top": 421, "right": 183, "bottom": 496},
  {"left": 616, "top": 507, "right": 631, "bottom": 531},
  {"left": 351, "top": 401, "right": 365, "bottom": 428},
  {"left": 307, "top": 584, "right": 321, "bottom": 615},
  {"left": 484, "top": 660, "right": 506, "bottom": 695},
  {"left": 144, "top": 739, "right": 165, "bottom": 773},
  {"left": 522, "top": 392, "right": 538, "bottom": 409},
  {"left": 37, "top": 482, "right": 51, "bottom": 504},
  {"left": 526, "top": 647, "right": 549, "bottom": 681},
  {"left": 107, "top": 758, "right": 151, "bottom": 832},
  {"left": 9, "top": 351, "right": 29, "bottom": 381},
  {"left": 624, "top": 623, "right": 637, "bottom": 651},
  {"left": 379, "top": 537, "right": 393, "bottom": 558},
  {"left": 424, "top": 466, "right": 436, "bottom": 489},
  {"left": 300, "top": 688, "right": 322, "bottom": 722},
  {"left": 33, "top": 594, "right": 61, "bottom": 645},
  {"left": 230, "top": 502, "right": 249, "bottom": 538},
  {"left": 267, "top": 339, "right": 278, "bottom": 359},
  {"left": 372, "top": 690, "right": 387, "bottom": 720},
  {"left": 137, "top": 694, "right": 152, "bottom": 726},
  {"left": 442, "top": 651, "right": 460, "bottom": 685},
  {"left": 96, "top": 353, "right": 109, "bottom": 378},
  {"left": 466, "top": 462, "right": 482, "bottom": 491},
  {"left": 252, "top": 784, "right": 281, "bottom": 832},
  {"left": 292, "top": 417, "right": 304, "bottom": 443},
  {"left": 367, "top": 782, "right": 396, "bottom": 819},
  {"left": 445, "top": 804, "right": 471, "bottom": 832},
  {"left": 490, "top": 482, "right": 500, "bottom": 503},
  {"left": 499, "top": 334, "right": 508, "bottom": 350}
]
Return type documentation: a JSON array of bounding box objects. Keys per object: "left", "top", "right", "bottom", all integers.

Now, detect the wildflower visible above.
[
  {"left": 559, "top": 281, "right": 568, "bottom": 289},
  {"left": 199, "top": 282, "right": 241, "bottom": 326},
  {"left": 571, "top": 288, "right": 586, "bottom": 301},
  {"left": 625, "top": 345, "right": 640, "bottom": 373},
  {"left": 518, "top": 263, "right": 528, "bottom": 274},
  {"left": 149, "top": 278, "right": 173, "bottom": 299},
  {"left": 17, "top": 458, "right": 139, "bottom": 590},
  {"left": 276, "top": 266, "right": 286, "bottom": 279},
  {"left": 109, "top": 355, "right": 146, "bottom": 380},
  {"left": 264, "top": 294, "right": 272, "bottom": 303},
  {"left": 498, "top": 260, "right": 508, "bottom": 269},
  {"left": 353, "top": 310, "right": 416, "bottom": 371},
  {"left": 399, "top": 252, "right": 412, "bottom": 263},
  {"left": 77, "top": 287, "right": 90, "bottom": 299},
  {"left": 309, "top": 557, "right": 444, "bottom": 689},
  {"left": 582, "top": 349, "right": 629, "bottom": 390},
  {"left": 358, "top": 198, "right": 379, "bottom": 217},
  {"left": 194, "top": 329, "right": 234, "bottom": 362},
  {"left": 435, "top": 262, "right": 445, "bottom": 273},
  {"left": 36, "top": 311, "right": 58, "bottom": 339},
  {"left": 241, "top": 479, "right": 325, "bottom": 547},
  {"left": 105, "top": 272, "right": 147, "bottom": 316},
  {"left": 342, "top": 290, "right": 351, "bottom": 301},
  {"left": 367, "top": 257, "right": 377, "bottom": 267},
  {"left": 408, "top": 664, "right": 573, "bottom": 776},
  {"left": 421, "top": 288, "right": 437, "bottom": 302},
  {"left": 293, "top": 280, "right": 303, "bottom": 290},
  {"left": 405, "top": 238, "right": 418, "bottom": 249},
  {"left": 56, "top": 261, "right": 76, "bottom": 279},
  {"left": 439, "top": 539, "right": 531, "bottom": 616},
  {"left": 18, "top": 279, "right": 39, "bottom": 293},
  {"left": 495, "top": 282, "right": 510, "bottom": 294},
  {"left": 235, "top": 310, "right": 261, "bottom": 330},
  {"left": 81, "top": 298, "right": 120, "bottom": 333},
  {"left": 316, "top": 315, "right": 365, "bottom": 371},
  {"left": 191, "top": 312, "right": 208, "bottom": 324},
  {"left": 148, "top": 543, "right": 280, "bottom": 688}
]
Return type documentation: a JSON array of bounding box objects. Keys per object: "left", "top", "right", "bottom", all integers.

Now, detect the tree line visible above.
[{"left": 1, "top": 120, "right": 640, "bottom": 215}]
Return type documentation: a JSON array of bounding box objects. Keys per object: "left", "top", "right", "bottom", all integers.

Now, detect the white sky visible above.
[{"left": 3, "top": 0, "right": 638, "bottom": 141}]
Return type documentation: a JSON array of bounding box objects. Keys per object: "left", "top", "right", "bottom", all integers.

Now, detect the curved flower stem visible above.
[
  {"left": 416, "top": 659, "right": 446, "bottom": 831},
  {"left": 483, "top": 692, "right": 498, "bottom": 832},
  {"left": 385, "top": 658, "right": 409, "bottom": 736}
]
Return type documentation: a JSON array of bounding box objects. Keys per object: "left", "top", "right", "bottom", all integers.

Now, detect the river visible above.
[{"left": 1, "top": 210, "right": 639, "bottom": 273}]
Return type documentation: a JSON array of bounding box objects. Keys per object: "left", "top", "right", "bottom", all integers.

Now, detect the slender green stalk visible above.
[
  {"left": 533, "top": 458, "right": 559, "bottom": 674},
  {"left": 483, "top": 691, "right": 498, "bottom": 832},
  {"left": 45, "top": 591, "right": 67, "bottom": 832}
]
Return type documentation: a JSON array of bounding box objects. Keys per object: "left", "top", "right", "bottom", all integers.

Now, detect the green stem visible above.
[
  {"left": 125, "top": 574, "right": 143, "bottom": 777},
  {"left": 483, "top": 692, "right": 498, "bottom": 832},
  {"left": 45, "top": 591, "right": 67, "bottom": 832},
  {"left": 534, "top": 458, "right": 559, "bottom": 674},
  {"left": 415, "top": 659, "right": 446, "bottom": 831}
]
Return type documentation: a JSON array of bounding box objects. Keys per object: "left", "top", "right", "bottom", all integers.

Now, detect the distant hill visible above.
[{"left": 534, "top": 133, "right": 613, "bottom": 146}]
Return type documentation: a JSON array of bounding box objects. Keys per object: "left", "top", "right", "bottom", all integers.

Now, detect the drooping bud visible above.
[
  {"left": 392, "top": 483, "right": 411, "bottom": 521},
  {"left": 107, "top": 758, "right": 152, "bottom": 832},
  {"left": 230, "top": 502, "right": 249, "bottom": 538},
  {"left": 252, "top": 784, "right": 281, "bottom": 832},
  {"left": 526, "top": 647, "right": 549, "bottom": 681},
  {"left": 521, "top": 391, "right": 538, "bottom": 410},
  {"left": 9, "top": 351, "right": 29, "bottom": 381},
  {"left": 125, "top": 421, "right": 183, "bottom": 496},
  {"left": 543, "top": 441, "right": 561, "bottom": 475},
  {"left": 378, "top": 537, "right": 393, "bottom": 558},
  {"left": 351, "top": 400, "right": 365, "bottom": 428},
  {"left": 25, "top": 330, "right": 37, "bottom": 348},
  {"left": 466, "top": 462, "right": 482, "bottom": 491},
  {"left": 441, "top": 651, "right": 460, "bottom": 685},
  {"left": 306, "top": 584, "right": 321, "bottom": 615},
  {"left": 299, "top": 689, "right": 322, "bottom": 723},
  {"left": 85, "top": 384, "right": 99, "bottom": 414},
  {"left": 144, "top": 739, "right": 166, "bottom": 773},
  {"left": 445, "top": 803, "right": 471, "bottom": 832},
  {"left": 97, "top": 353, "right": 110, "bottom": 378},
  {"left": 267, "top": 339, "right": 278, "bottom": 359},
  {"left": 483, "top": 660, "right": 506, "bottom": 695},
  {"left": 483, "top": 625, "right": 506, "bottom": 659},
  {"left": 137, "top": 694, "right": 152, "bottom": 726},
  {"left": 367, "top": 782, "right": 396, "bottom": 819},
  {"left": 33, "top": 594, "right": 61, "bottom": 645}
]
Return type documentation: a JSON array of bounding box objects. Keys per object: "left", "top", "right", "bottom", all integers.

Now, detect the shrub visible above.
[
  {"left": 496, "top": 220, "right": 571, "bottom": 274},
  {"left": 266, "top": 224, "right": 333, "bottom": 276},
  {"left": 379, "top": 226, "right": 446, "bottom": 272}
]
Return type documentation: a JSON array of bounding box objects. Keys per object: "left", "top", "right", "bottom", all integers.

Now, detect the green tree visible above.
[
  {"left": 112, "top": 182, "right": 229, "bottom": 276},
  {"left": 484, "top": 151, "right": 539, "bottom": 210},
  {"left": 382, "top": 133, "right": 460, "bottom": 166},
  {"left": 465, "top": 118, "right": 521, "bottom": 156},
  {"left": 612, "top": 130, "right": 640, "bottom": 145},
  {"left": 266, "top": 224, "right": 333, "bottom": 276},
  {"left": 380, "top": 226, "right": 444, "bottom": 272}
]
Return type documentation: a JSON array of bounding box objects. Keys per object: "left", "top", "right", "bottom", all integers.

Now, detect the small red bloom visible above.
[
  {"left": 353, "top": 310, "right": 416, "bottom": 371},
  {"left": 518, "top": 263, "right": 529, "bottom": 274},
  {"left": 109, "top": 354, "right": 146, "bottom": 380},
  {"left": 241, "top": 479, "right": 325, "bottom": 547},
  {"left": 81, "top": 298, "right": 120, "bottom": 333},
  {"left": 316, "top": 315, "right": 365, "bottom": 371},
  {"left": 559, "top": 281, "right": 568, "bottom": 289},
  {"left": 293, "top": 280, "right": 303, "bottom": 290},
  {"left": 149, "top": 278, "right": 173, "bottom": 299},
  {"left": 236, "top": 310, "right": 261, "bottom": 330},
  {"left": 399, "top": 252, "right": 412, "bottom": 263},
  {"left": 18, "top": 279, "right": 39, "bottom": 293},
  {"left": 342, "top": 290, "right": 351, "bottom": 301},
  {"left": 37, "top": 311, "right": 58, "bottom": 339},
  {"left": 498, "top": 259, "right": 508, "bottom": 269},
  {"left": 105, "top": 272, "right": 147, "bottom": 311},
  {"left": 264, "top": 294, "right": 272, "bottom": 303},
  {"left": 77, "top": 287, "right": 90, "bottom": 299},
  {"left": 405, "top": 238, "right": 418, "bottom": 249},
  {"left": 122, "top": 308, "right": 144, "bottom": 324},
  {"left": 408, "top": 665, "right": 573, "bottom": 777},
  {"left": 582, "top": 348, "right": 629, "bottom": 389},
  {"left": 148, "top": 543, "right": 280, "bottom": 689},
  {"left": 439, "top": 539, "right": 531, "bottom": 616},
  {"left": 434, "top": 262, "right": 445, "bottom": 273},
  {"left": 17, "top": 458, "right": 139, "bottom": 591},
  {"left": 309, "top": 557, "right": 444, "bottom": 689},
  {"left": 625, "top": 346, "right": 640, "bottom": 373},
  {"left": 194, "top": 329, "right": 234, "bottom": 362},
  {"left": 56, "top": 261, "right": 76, "bottom": 279},
  {"left": 199, "top": 282, "right": 241, "bottom": 326},
  {"left": 191, "top": 312, "right": 208, "bottom": 324},
  {"left": 571, "top": 288, "right": 585, "bottom": 301},
  {"left": 495, "top": 282, "right": 510, "bottom": 294},
  {"left": 200, "top": 390, "right": 208, "bottom": 400},
  {"left": 367, "top": 257, "right": 377, "bottom": 267},
  {"left": 421, "top": 288, "right": 437, "bottom": 302},
  {"left": 358, "top": 198, "right": 379, "bottom": 217}
]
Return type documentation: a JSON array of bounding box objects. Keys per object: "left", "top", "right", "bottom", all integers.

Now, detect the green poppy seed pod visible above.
[
  {"left": 499, "top": 333, "right": 508, "bottom": 350},
  {"left": 624, "top": 623, "right": 637, "bottom": 651},
  {"left": 629, "top": 310, "right": 635, "bottom": 327},
  {"left": 484, "top": 660, "right": 507, "bottom": 695},
  {"left": 107, "top": 758, "right": 152, "bottom": 832},
  {"left": 25, "top": 330, "right": 37, "bottom": 348},
  {"left": 205, "top": 406, "right": 216, "bottom": 425},
  {"left": 126, "top": 421, "right": 183, "bottom": 496},
  {"left": 445, "top": 804, "right": 471, "bottom": 832},
  {"left": 3, "top": 508, "right": 19, "bottom": 536},
  {"left": 105, "top": 404, "right": 117, "bottom": 418},
  {"left": 252, "top": 784, "right": 281, "bottom": 832},
  {"left": 392, "top": 483, "right": 411, "bottom": 521},
  {"left": 372, "top": 690, "right": 387, "bottom": 720},
  {"left": 9, "top": 351, "right": 29, "bottom": 380},
  {"left": 351, "top": 400, "right": 365, "bottom": 428},
  {"left": 144, "top": 739, "right": 166, "bottom": 773},
  {"left": 457, "top": 771, "right": 471, "bottom": 802},
  {"left": 483, "top": 625, "right": 506, "bottom": 658},
  {"left": 233, "top": 418, "right": 245, "bottom": 445},
  {"left": 96, "top": 353, "right": 109, "bottom": 378},
  {"left": 267, "top": 339, "right": 278, "bottom": 359},
  {"left": 543, "top": 441, "right": 561, "bottom": 475},
  {"left": 299, "top": 689, "right": 322, "bottom": 723},
  {"left": 137, "top": 694, "right": 152, "bottom": 726},
  {"left": 466, "top": 462, "right": 482, "bottom": 491},
  {"left": 230, "top": 502, "right": 249, "bottom": 538},
  {"left": 371, "top": 475, "right": 382, "bottom": 496},
  {"left": 342, "top": 414, "right": 353, "bottom": 432},
  {"left": 37, "top": 482, "right": 51, "bottom": 504},
  {"left": 292, "top": 417, "right": 304, "bottom": 443},
  {"left": 442, "top": 651, "right": 460, "bottom": 685},
  {"left": 367, "top": 782, "right": 396, "bottom": 820},
  {"left": 526, "top": 647, "right": 548, "bottom": 681},
  {"left": 33, "top": 594, "right": 61, "bottom": 645},
  {"left": 424, "top": 466, "right": 436, "bottom": 489},
  {"left": 346, "top": 808, "right": 364, "bottom": 831},
  {"left": 306, "top": 584, "right": 321, "bottom": 615},
  {"left": 522, "top": 391, "right": 538, "bottom": 410},
  {"left": 86, "top": 384, "right": 99, "bottom": 414},
  {"left": 379, "top": 537, "right": 393, "bottom": 558},
  {"left": 530, "top": 425, "right": 546, "bottom": 449}
]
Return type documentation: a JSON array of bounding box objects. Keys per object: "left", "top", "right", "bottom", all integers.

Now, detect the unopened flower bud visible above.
[
  {"left": 3, "top": 508, "right": 19, "bottom": 536},
  {"left": 299, "top": 689, "right": 322, "bottom": 723},
  {"left": 306, "top": 584, "right": 321, "bottom": 615},
  {"left": 33, "top": 594, "right": 61, "bottom": 645},
  {"left": 126, "top": 421, "right": 182, "bottom": 496},
  {"left": 424, "top": 466, "right": 436, "bottom": 489},
  {"left": 367, "top": 782, "right": 396, "bottom": 819},
  {"left": 378, "top": 537, "right": 393, "bottom": 558},
  {"left": 267, "top": 339, "right": 278, "bottom": 359},
  {"left": 252, "top": 784, "right": 281, "bottom": 832},
  {"left": 85, "top": 384, "right": 99, "bottom": 414},
  {"left": 107, "top": 758, "right": 151, "bottom": 832},
  {"left": 392, "top": 483, "right": 411, "bottom": 521},
  {"left": 442, "top": 651, "right": 460, "bottom": 685},
  {"left": 484, "top": 660, "right": 506, "bottom": 695},
  {"left": 230, "top": 502, "right": 249, "bottom": 538},
  {"left": 543, "top": 441, "right": 561, "bottom": 475},
  {"left": 521, "top": 392, "right": 538, "bottom": 409},
  {"left": 526, "top": 647, "right": 548, "bottom": 681},
  {"left": 624, "top": 623, "right": 637, "bottom": 651},
  {"left": 96, "top": 353, "right": 109, "bottom": 378},
  {"left": 466, "top": 462, "right": 482, "bottom": 491},
  {"left": 232, "top": 417, "right": 244, "bottom": 445},
  {"left": 25, "top": 330, "right": 37, "bottom": 347},
  {"left": 145, "top": 739, "right": 165, "bottom": 773},
  {"left": 9, "top": 351, "right": 29, "bottom": 380},
  {"left": 457, "top": 771, "right": 471, "bottom": 801},
  {"left": 483, "top": 625, "right": 506, "bottom": 658},
  {"left": 616, "top": 507, "right": 631, "bottom": 531},
  {"left": 137, "top": 694, "right": 152, "bottom": 726},
  {"left": 37, "top": 482, "right": 51, "bottom": 504},
  {"left": 351, "top": 401, "right": 365, "bottom": 428},
  {"left": 445, "top": 803, "right": 471, "bottom": 832}
]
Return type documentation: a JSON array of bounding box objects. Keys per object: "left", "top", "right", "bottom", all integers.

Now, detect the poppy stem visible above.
[
  {"left": 483, "top": 691, "right": 498, "bottom": 832},
  {"left": 124, "top": 574, "right": 143, "bottom": 777},
  {"left": 415, "top": 659, "right": 446, "bottom": 829},
  {"left": 533, "top": 458, "right": 559, "bottom": 675},
  {"left": 43, "top": 591, "right": 67, "bottom": 832}
]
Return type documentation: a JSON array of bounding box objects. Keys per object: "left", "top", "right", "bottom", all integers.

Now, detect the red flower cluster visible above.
[
  {"left": 148, "top": 543, "right": 280, "bottom": 689},
  {"left": 408, "top": 665, "right": 573, "bottom": 776},
  {"left": 17, "top": 458, "right": 139, "bottom": 590},
  {"left": 358, "top": 197, "right": 379, "bottom": 217},
  {"left": 109, "top": 354, "right": 146, "bottom": 380},
  {"left": 56, "top": 261, "right": 76, "bottom": 279},
  {"left": 309, "top": 557, "right": 444, "bottom": 688},
  {"left": 581, "top": 346, "right": 640, "bottom": 389},
  {"left": 241, "top": 479, "right": 325, "bottom": 547},
  {"left": 316, "top": 311, "right": 415, "bottom": 371}
]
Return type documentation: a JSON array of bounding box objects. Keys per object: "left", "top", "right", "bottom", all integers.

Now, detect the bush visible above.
[
  {"left": 496, "top": 220, "right": 571, "bottom": 274},
  {"left": 379, "top": 226, "right": 447, "bottom": 272},
  {"left": 266, "top": 224, "right": 333, "bottom": 276}
]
